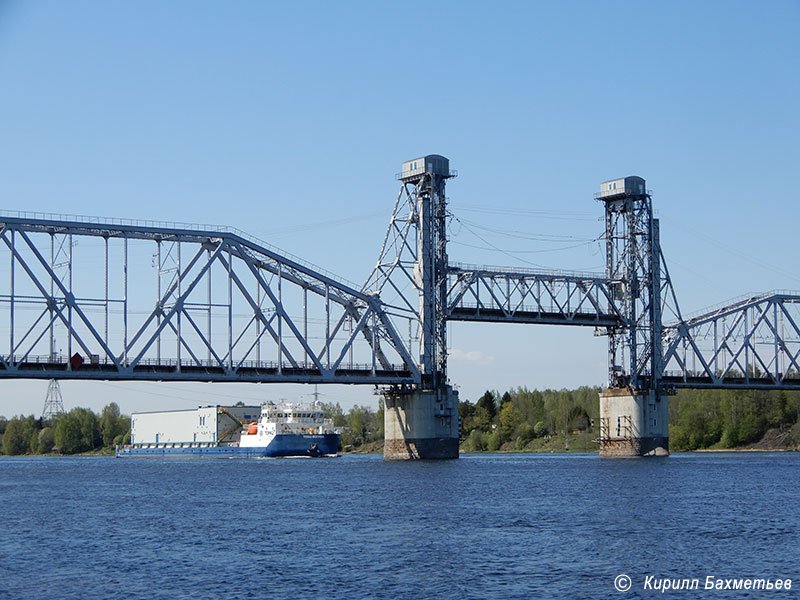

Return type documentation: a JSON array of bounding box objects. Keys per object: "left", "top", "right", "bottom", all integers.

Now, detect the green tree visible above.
[
  {"left": 516, "top": 422, "right": 536, "bottom": 446},
  {"left": 100, "top": 402, "right": 123, "bottom": 445},
  {"left": 116, "top": 414, "right": 131, "bottom": 442},
  {"left": 321, "top": 402, "right": 346, "bottom": 427},
  {"left": 38, "top": 427, "right": 55, "bottom": 453},
  {"left": 486, "top": 429, "right": 503, "bottom": 451},
  {"left": 567, "top": 406, "right": 590, "bottom": 432},
  {"left": 342, "top": 404, "right": 380, "bottom": 446},
  {"left": 464, "top": 429, "right": 485, "bottom": 451},
  {"left": 458, "top": 400, "right": 476, "bottom": 439},
  {"left": 474, "top": 391, "right": 497, "bottom": 431},
  {"left": 54, "top": 408, "right": 100, "bottom": 454},
  {"left": 54, "top": 412, "right": 83, "bottom": 454},
  {"left": 2, "top": 418, "right": 30, "bottom": 455},
  {"left": 499, "top": 402, "right": 524, "bottom": 443},
  {"left": 669, "top": 389, "right": 722, "bottom": 450}
]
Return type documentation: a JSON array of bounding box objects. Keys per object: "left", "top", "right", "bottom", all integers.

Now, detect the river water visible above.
[{"left": 1, "top": 452, "right": 798, "bottom": 599}]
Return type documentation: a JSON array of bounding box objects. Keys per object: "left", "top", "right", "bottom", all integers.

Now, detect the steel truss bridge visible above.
[
  {"left": 1, "top": 158, "right": 799, "bottom": 396},
  {"left": 0, "top": 215, "right": 417, "bottom": 384}
]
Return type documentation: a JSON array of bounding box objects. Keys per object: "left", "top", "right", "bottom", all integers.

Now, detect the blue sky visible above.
[{"left": 0, "top": 1, "right": 798, "bottom": 416}]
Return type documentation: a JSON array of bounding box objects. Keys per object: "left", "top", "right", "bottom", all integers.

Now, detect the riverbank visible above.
[{"left": 340, "top": 428, "right": 799, "bottom": 455}]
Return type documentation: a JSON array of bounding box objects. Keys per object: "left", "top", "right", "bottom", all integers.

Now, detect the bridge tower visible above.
[
  {"left": 597, "top": 177, "right": 669, "bottom": 456},
  {"left": 366, "top": 155, "right": 460, "bottom": 459}
]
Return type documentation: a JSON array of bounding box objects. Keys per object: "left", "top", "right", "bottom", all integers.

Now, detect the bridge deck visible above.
[
  {"left": 664, "top": 375, "right": 800, "bottom": 391},
  {"left": 0, "top": 359, "right": 414, "bottom": 384},
  {"left": 448, "top": 306, "right": 621, "bottom": 327}
]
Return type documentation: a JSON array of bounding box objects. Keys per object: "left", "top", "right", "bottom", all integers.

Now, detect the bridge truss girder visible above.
[
  {"left": 445, "top": 264, "right": 624, "bottom": 328},
  {"left": 0, "top": 215, "right": 419, "bottom": 385},
  {"left": 662, "top": 292, "right": 800, "bottom": 390}
]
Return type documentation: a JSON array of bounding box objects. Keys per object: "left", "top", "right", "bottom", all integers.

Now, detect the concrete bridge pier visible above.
[
  {"left": 599, "top": 388, "right": 669, "bottom": 457},
  {"left": 383, "top": 385, "right": 460, "bottom": 460}
]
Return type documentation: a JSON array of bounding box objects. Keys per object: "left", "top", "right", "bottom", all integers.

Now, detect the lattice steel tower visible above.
[
  {"left": 366, "top": 155, "right": 460, "bottom": 459},
  {"left": 596, "top": 176, "right": 677, "bottom": 456},
  {"left": 598, "top": 176, "right": 663, "bottom": 392},
  {"left": 365, "top": 155, "right": 454, "bottom": 387},
  {"left": 41, "top": 379, "right": 65, "bottom": 419}
]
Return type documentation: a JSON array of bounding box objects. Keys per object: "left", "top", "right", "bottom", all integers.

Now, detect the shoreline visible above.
[{"left": 4, "top": 444, "right": 797, "bottom": 458}]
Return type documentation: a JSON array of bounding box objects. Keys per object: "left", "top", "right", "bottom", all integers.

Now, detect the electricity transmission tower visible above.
[{"left": 41, "top": 379, "right": 65, "bottom": 419}]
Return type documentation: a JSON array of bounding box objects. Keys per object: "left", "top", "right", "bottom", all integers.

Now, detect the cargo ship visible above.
[{"left": 116, "top": 401, "right": 340, "bottom": 458}]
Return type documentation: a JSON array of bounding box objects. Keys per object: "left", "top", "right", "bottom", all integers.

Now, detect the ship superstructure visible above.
[{"left": 117, "top": 401, "right": 340, "bottom": 458}]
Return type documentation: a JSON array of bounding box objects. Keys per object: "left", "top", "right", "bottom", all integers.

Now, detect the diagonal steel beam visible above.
[
  {"left": 2, "top": 230, "right": 104, "bottom": 364},
  {"left": 127, "top": 242, "right": 224, "bottom": 368}
]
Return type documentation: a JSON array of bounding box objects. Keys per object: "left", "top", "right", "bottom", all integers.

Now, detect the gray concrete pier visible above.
[
  {"left": 383, "top": 385, "right": 460, "bottom": 460},
  {"left": 599, "top": 388, "right": 669, "bottom": 457}
]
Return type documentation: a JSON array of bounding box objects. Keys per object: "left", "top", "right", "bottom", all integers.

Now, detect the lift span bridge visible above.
[{"left": 2, "top": 156, "right": 799, "bottom": 458}]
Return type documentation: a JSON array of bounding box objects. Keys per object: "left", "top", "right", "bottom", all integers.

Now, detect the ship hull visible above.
[{"left": 116, "top": 433, "right": 340, "bottom": 458}]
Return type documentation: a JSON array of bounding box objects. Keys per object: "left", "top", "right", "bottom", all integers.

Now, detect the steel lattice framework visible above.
[
  {"left": 1, "top": 160, "right": 799, "bottom": 395},
  {"left": 663, "top": 292, "right": 800, "bottom": 389},
  {"left": 0, "top": 214, "right": 418, "bottom": 384},
  {"left": 363, "top": 162, "right": 453, "bottom": 387},
  {"left": 446, "top": 263, "right": 623, "bottom": 327}
]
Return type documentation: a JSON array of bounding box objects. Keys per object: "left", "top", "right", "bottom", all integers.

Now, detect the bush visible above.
[
  {"left": 516, "top": 423, "right": 532, "bottom": 445},
  {"left": 464, "top": 429, "right": 485, "bottom": 452},
  {"left": 533, "top": 421, "right": 548, "bottom": 438},
  {"left": 486, "top": 429, "right": 503, "bottom": 452}
]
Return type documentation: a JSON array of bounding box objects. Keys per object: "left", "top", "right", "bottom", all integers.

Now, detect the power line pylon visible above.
[{"left": 41, "top": 379, "right": 66, "bottom": 420}]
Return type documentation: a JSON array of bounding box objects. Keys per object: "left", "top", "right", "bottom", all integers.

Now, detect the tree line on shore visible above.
[
  {"left": 0, "top": 403, "right": 130, "bottom": 456},
  {"left": 4, "top": 386, "right": 800, "bottom": 455},
  {"left": 458, "top": 386, "right": 600, "bottom": 451},
  {"left": 0, "top": 400, "right": 383, "bottom": 456},
  {"left": 458, "top": 386, "right": 800, "bottom": 451},
  {"left": 669, "top": 388, "right": 800, "bottom": 450},
  {"left": 320, "top": 401, "right": 384, "bottom": 449}
]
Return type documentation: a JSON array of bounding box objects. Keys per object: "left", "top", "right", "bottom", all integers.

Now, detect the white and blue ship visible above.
[{"left": 117, "top": 401, "right": 340, "bottom": 458}]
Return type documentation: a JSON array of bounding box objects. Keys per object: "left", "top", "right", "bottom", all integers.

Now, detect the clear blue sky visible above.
[{"left": 0, "top": 0, "right": 798, "bottom": 416}]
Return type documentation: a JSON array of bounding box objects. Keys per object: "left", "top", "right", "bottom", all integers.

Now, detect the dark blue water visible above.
[{"left": 1, "top": 453, "right": 798, "bottom": 599}]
